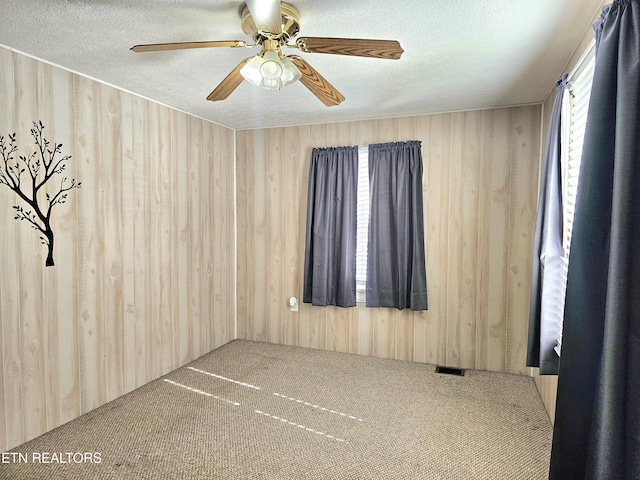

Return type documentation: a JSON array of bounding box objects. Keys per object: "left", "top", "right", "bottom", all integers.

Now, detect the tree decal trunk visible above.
[{"left": 0, "top": 121, "right": 81, "bottom": 267}]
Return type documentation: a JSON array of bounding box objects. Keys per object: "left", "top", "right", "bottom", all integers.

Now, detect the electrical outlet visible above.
[{"left": 289, "top": 296, "right": 299, "bottom": 312}]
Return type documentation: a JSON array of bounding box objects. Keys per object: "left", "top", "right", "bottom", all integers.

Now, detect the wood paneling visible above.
[
  {"left": 534, "top": 369, "right": 558, "bottom": 423},
  {"left": 0, "top": 48, "right": 235, "bottom": 450},
  {"left": 237, "top": 106, "right": 541, "bottom": 375}
]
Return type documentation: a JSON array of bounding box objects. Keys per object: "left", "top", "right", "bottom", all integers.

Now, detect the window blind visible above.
[
  {"left": 564, "top": 47, "right": 596, "bottom": 249},
  {"left": 555, "top": 42, "right": 596, "bottom": 356},
  {"left": 356, "top": 145, "right": 369, "bottom": 294}
]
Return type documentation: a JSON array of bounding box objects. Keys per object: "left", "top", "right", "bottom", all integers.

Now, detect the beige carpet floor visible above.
[{"left": 1, "top": 340, "right": 552, "bottom": 479}]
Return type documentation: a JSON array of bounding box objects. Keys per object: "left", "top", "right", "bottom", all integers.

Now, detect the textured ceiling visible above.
[{"left": 0, "top": 0, "right": 602, "bottom": 130}]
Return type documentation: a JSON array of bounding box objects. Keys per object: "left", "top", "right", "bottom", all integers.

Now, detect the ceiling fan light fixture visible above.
[
  {"left": 280, "top": 55, "right": 302, "bottom": 86},
  {"left": 260, "top": 77, "right": 282, "bottom": 90},
  {"left": 240, "top": 55, "right": 265, "bottom": 87},
  {"left": 259, "top": 50, "right": 284, "bottom": 80},
  {"left": 240, "top": 49, "right": 301, "bottom": 91}
]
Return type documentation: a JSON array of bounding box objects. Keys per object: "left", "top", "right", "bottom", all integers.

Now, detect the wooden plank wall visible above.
[
  {"left": 236, "top": 106, "right": 541, "bottom": 375},
  {"left": 0, "top": 48, "right": 235, "bottom": 451}
]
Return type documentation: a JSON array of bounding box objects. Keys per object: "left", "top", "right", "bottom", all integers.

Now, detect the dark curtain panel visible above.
[
  {"left": 366, "top": 141, "right": 427, "bottom": 310},
  {"left": 526, "top": 75, "right": 568, "bottom": 375},
  {"left": 550, "top": 1, "right": 640, "bottom": 479},
  {"left": 303, "top": 146, "right": 358, "bottom": 307}
]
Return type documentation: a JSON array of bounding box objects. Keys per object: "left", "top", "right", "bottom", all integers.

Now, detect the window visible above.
[
  {"left": 304, "top": 142, "right": 427, "bottom": 310},
  {"left": 355, "top": 145, "right": 369, "bottom": 300},
  {"left": 555, "top": 41, "right": 596, "bottom": 355}
]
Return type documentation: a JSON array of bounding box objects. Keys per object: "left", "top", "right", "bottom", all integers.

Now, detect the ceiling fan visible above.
[{"left": 130, "top": 0, "right": 404, "bottom": 106}]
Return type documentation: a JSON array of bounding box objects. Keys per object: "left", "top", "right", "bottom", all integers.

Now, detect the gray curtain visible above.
[
  {"left": 303, "top": 146, "right": 358, "bottom": 307},
  {"left": 550, "top": 1, "right": 640, "bottom": 479},
  {"left": 366, "top": 141, "right": 427, "bottom": 310},
  {"left": 526, "top": 75, "right": 568, "bottom": 375}
]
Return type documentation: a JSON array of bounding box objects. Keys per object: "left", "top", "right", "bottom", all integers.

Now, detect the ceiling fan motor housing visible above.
[{"left": 241, "top": 2, "right": 300, "bottom": 42}]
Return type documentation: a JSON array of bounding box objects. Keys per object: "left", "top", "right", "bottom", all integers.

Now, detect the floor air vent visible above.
[{"left": 435, "top": 366, "right": 465, "bottom": 376}]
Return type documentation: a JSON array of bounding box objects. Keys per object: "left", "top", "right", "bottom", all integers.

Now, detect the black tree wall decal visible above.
[{"left": 0, "top": 121, "right": 81, "bottom": 267}]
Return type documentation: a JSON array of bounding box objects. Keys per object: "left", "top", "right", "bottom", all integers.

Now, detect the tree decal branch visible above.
[{"left": 0, "top": 121, "right": 81, "bottom": 267}]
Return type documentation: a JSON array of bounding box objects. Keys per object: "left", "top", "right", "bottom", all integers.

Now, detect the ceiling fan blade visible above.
[
  {"left": 245, "top": 0, "right": 282, "bottom": 35},
  {"left": 289, "top": 56, "right": 345, "bottom": 107},
  {"left": 131, "top": 40, "right": 247, "bottom": 52},
  {"left": 295, "top": 37, "right": 404, "bottom": 60},
  {"left": 206, "top": 57, "right": 251, "bottom": 102}
]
